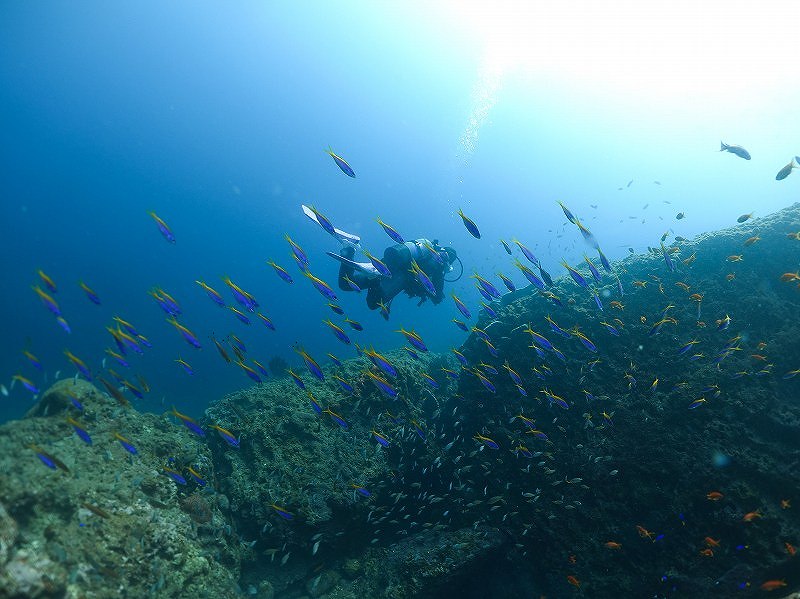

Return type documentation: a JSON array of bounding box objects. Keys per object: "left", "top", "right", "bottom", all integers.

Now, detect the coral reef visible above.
[
  {"left": 2, "top": 204, "right": 800, "bottom": 597},
  {"left": 0, "top": 380, "right": 242, "bottom": 598}
]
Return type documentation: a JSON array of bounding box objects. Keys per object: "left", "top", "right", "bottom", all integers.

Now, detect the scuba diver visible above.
[
  {"left": 336, "top": 239, "right": 459, "bottom": 316},
  {"left": 301, "top": 205, "right": 462, "bottom": 319}
]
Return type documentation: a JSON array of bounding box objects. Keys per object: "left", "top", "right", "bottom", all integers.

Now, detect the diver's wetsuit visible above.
[{"left": 338, "top": 239, "right": 451, "bottom": 315}]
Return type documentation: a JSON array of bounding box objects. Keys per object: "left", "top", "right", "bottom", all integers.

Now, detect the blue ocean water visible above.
[{"left": 1, "top": 2, "right": 799, "bottom": 423}]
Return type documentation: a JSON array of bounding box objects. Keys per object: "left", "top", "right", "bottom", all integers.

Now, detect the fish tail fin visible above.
[{"left": 720, "top": 141, "right": 727, "bottom": 151}]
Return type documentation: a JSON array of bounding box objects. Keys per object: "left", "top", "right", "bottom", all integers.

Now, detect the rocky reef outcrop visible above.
[{"left": 2, "top": 204, "right": 800, "bottom": 598}]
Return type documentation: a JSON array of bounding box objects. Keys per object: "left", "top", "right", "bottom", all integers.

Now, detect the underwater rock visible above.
[
  {"left": 0, "top": 380, "right": 244, "bottom": 599},
  {"left": 0, "top": 548, "right": 66, "bottom": 599},
  {"left": 0, "top": 502, "right": 18, "bottom": 566},
  {"left": 24, "top": 378, "right": 101, "bottom": 419},
  {"left": 448, "top": 202, "right": 800, "bottom": 596},
  {"left": 4, "top": 206, "right": 800, "bottom": 598},
  {"left": 375, "top": 526, "right": 505, "bottom": 598}
]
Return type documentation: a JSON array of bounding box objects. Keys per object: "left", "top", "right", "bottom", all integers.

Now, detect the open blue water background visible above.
[{"left": 1, "top": 2, "right": 798, "bottom": 421}]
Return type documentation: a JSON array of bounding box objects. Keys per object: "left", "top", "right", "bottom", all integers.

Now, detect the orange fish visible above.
[
  {"left": 604, "top": 541, "right": 622, "bottom": 549},
  {"left": 787, "top": 231, "right": 800, "bottom": 240},
  {"left": 743, "top": 236, "right": 760, "bottom": 246},
  {"left": 699, "top": 548, "right": 714, "bottom": 557},
  {"left": 704, "top": 537, "right": 720, "bottom": 547},
  {"left": 742, "top": 510, "right": 762, "bottom": 522},
  {"left": 785, "top": 541, "right": 796, "bottom": 556},
  {"left": 725, "top": 273, "right": 735, "bottom": 281},
  {"left": 689, "top": 293, "right": 704, "bottom": 302},
  {"left": 566, "top": 575, "right": 580, "bottom": 589},
  {"left": 636, "top": 525, "right": 654, "bottom": 541},
  {"left": 781, "top": 499, "right": 791, "bottom": 509},
  {"left": 675, "top": 281, "right": 691, "bottom": 291},
  {"left": 610, "top": 301, "right": 624, "bottom": 310},
  {"left": 759, "top": 579, "right": 787, "bottom": 591},
  {"left": 727, "top": 255, "right": 743, "bottom": 262},
  {"left": 780, "top": 272, "right": 800, "bottom": 282},
  {"left": 706, "top": 491, "right": 723, "bottom": 501}
]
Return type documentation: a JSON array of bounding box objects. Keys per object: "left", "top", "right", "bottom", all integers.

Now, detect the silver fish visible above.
[
  {"left": 720, "top": 141, "right": 751, "bottom": 160},
  {"left": 776, "top": 158, "right": 797, "bottom": 181}
]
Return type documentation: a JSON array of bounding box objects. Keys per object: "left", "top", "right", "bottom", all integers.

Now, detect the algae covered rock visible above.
[
  {"left": 0, "top": 502, "right": 17, "bottom": 566},
  {"left": 0, "top": 548, "right": 66, "bottom": 599},
  {"left": 24, "top": 378, "right": 101, "bottom": 419},
  {"left": 0, "top": 380, "right": 244, "bottom": 599}
]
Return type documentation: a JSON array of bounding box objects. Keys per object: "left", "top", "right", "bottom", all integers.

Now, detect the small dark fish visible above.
[
  {"left": 211, "top": 425, "right": 240, "bottom": 447},
  {"left": 371, "top": 430, "right": 390, "bottom": 449},
  {"left": 558, "top": 201, "right": 577, "bottom": 224},
  {"left": 296, "top": 347, "right": 325, "bottom": 381},
  {"left": 148, "top": 211, "right": 176, "bottom": 243},
  {"left": 28, "top": 445, "right": 69, "bottom": 472},
  {"left": 334, "top": 375, "right": 355, "bottom": 394},
  {"left": 376, "top": 217, "right": 404, "bottom": 244},
  {"left": 67, "top": 417, "right": 92, "bottom": 445},
  {"left": 596, "top": 248, "right": 612, "bottom": 272},
  {"left": 171, "top": 406, "right": 205, "bottom": 437},
  {"left": 79, "top": 281, "right": 101, "bottom": 305},
  {"left": 114, "top": 432, "right": 138, "bottom": 455},
  {"left": 584, "top": 255, "right": 602, "bottom": 283},
  {"left": 497, "top": 273, "right": 516, "bottom": 292},
  {"left": 452, "top": 318, "right": 469, "bottom": 332},
  {"left": 29, "top": 444, "right": 57, "bottom": 469},
  {"left": 82, "top": 503, "right": 111, "bottom": 519},
  {"left": 737, "top": 212, "right": 753, "bottom": 224},
  {"left": 266, "top": 260, "right": 293, "bottom": 285},
  {"left": 661, "top": 242, "right": 675, "bottom": 272},
  {"left": 257, "top": 313, "right": 275, "bottom": 331},
  {"left": 627, "top": 179, "right": 633, "bottom": 187},
  {"left": 719, "top": 142, "right": 751, "bottom": 160},
  {"left": 33, "top": 285, "right": 60, "bottom": 316},
  {"left": 452, "top": 294, "right": 471, "bottom": 319},
  {"left": 98, "top": 376, "right": 130, "bottom": 407},
  {"left": 252, "top": 360, "right": 269, "bottom": 378},
  {"left": 326, "top": 147, "right": 355, "bottom": 178},
  {"left": 537, "top": 264, "right": 553, "bottom": 287},
  {"left": 402, "top": 346, "right": 420, "bottom": 361},
  {"left": 187, "top": 467, "right": 207, "bottom": 486},
  {"left": 13, "top": 374, "right": 39, "bottom": 394},
  {"left": 307, "top": 392, "right": 323, "bottom": 414},
  {"left": 775, "top": 158, "right": 797, "bottom": 181},
  {"left": 287, "top": 369, "right": 306, "bottom": 390},
  {"left": 676, "top": 212, "right": 684, "bottom": 220},
  {"left": 56, "top": 316, "right": 71, "bottom": 334},
  {"left": 307, "top": 205, "right": 337, "bottom": 237},
  {"left": 366, "top": 370, "right": 397, "bottom": 398},
  {"left": 271, "top": 503, "right": 295, "bottom": 520},
  {"left": 163, "top": 467, "right": 187, "bottom": 485},
  {"left": 458, "top": 209, "right": 481, "bottom": 239}
]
